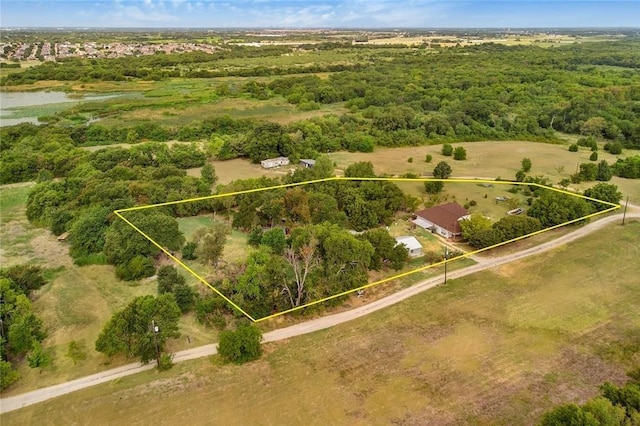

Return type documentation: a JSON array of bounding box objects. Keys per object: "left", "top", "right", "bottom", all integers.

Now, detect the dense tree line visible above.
[
  {"left": 527, "top": 188, "right": 596, "bottom": 228},
  {"left": 2, "top": 41, "right": 639, "bottom": 173},
  {"left": 0, "top": 121, "right": 210, "bottom": 184},
  {"left": 24, "top": 142, "right": 213, "bottom": 269},
  {"left": 0, "top": 266, "right": 49, "bottom": 390},
  {"left": 461, "top": 214, "right": 543, "bottom": 249}
]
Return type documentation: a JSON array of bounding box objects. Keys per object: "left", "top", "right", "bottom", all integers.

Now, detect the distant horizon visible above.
[
  {"left": 1, "top": 1, "right": 638, "bottom": 29},
  {"left": 2, "top": 26, "right": 639, "bottom": 30}
]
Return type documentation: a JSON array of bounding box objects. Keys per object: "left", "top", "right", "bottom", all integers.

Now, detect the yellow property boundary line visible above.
[{"left": 114, "top": 176, "right": 620, "bottom": 322}]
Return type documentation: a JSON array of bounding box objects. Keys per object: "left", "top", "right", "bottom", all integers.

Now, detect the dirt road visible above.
[{"left": 2, "top": 212, "right": 638, "bottom": 414}]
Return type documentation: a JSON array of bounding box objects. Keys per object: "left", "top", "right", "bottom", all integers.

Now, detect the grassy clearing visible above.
[
  {"left": 0, "top": 184, "right": 33, "bottom": 221},
  {"left": 4, "top": 220, "right": 638, "bottom": 424},
  {"left": 176, "top": 215, "right": 251, "bottom": 265},
  {"left": 0, "top": 184, "right": 72, "bottom": 268}
]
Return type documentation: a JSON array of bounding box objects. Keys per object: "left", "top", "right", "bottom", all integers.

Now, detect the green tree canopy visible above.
[
  {"left": 95, "top": 294, "right": 181, "bottom": 364},
  {"left": 218, "top": 323, "right": 263, "bottom": 364},
  {"left": 194, "top": 222, "right": 231, "bottom": 267},
  {"left": 584, "top": 183, "right": 622, "bottom": 211},
  {"left": 344, "top": 161, "right": 376, "bottom": 178},
  {"left": 433, "top": 161, "right": 452, "bottom": 179},
  {"left": 104, "top": 210, "right": 185, "bottom": 266},
  {"left": 528, "top": 190, "right": 594, "bottom": 227}
]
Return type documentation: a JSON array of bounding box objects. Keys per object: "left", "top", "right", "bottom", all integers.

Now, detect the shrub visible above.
[
  {"left": 423, "top": 250, "right": 444, "bottom": 264},
  {"left": 27, "top": 341, "right": 52, "bottom": 369},
  {"left": 157, "top": 352, "right": 174, "bottom": 371},
  {"left": 584, "top": 183, "right": 622, "bottom": 211},
  {"left": 577, "top": 136, "right": 596, "bottom": 147},
  {"left": 173, "top": 283, "right": 196, "bottom": 313},
  {"left": 590, "top": 152, "right": 598, "bottom": 161},
  {"left": 424, "top": 181, "right": 444, "bottom": 194},
  {"left": 605, "top": 142, "right": 623, "bottom": 155},
  {"left": 182, "top": 241, "right": 198, "bottom": 260},
  {"left": 0, "top": 265, "right": 47, "bottom": 295},
  {"left": 568, "top": 143, "right": 578, "bottom": 152},
  {"left": 521, "top": 158, "right": 532, "bottom": 172},
  {"left": 441, "top": 143, "right": 453, "bottom": 156},
  {"left": 595, "top": 160, "right": 613, "bottom": 182},
  {"left": 0, "top": 361, "right": 19, "bottom": 390},
  {"left": 469, "top": 200, "right": 477, "bottom": 206},
  {"left": 613, "top": 155, "right": 640, "bottom": 178},
  {"left": 247, "top": 227, "right": 263, "bottom": 247},
  {"left": 115, "top": 255, "right": 155, "bottom": 281},
  {"left": 407, "top": 157, "right": 413, "bottom": 163},
  {"left": 218, "top": 323, "right": 263, "bottom": 364},
  {"left": 195, "top": 294, "right": 228, "bottom": 329},
  {"left": 425, "top": 154, "right": 433, "bottom": 163},
  {"left": 297, "top": 101, "right": 320, "bottom": 111},
  {"left": 453, "top": 146, "right": 467, "bottom": 160}
]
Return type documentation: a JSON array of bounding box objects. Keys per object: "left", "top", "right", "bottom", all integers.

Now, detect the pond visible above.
[{"left": 0, "top": 91, "right": 120, "bottom": 127}]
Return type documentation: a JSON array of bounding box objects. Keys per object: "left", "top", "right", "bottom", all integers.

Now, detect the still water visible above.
[{"left": 0, "top": 91, "right": 117, "bottom": 126}]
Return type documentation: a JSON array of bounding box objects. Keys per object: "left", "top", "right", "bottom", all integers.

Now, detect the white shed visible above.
[
  {"left": 260, "top": 157, "right": 290, "bottom": 169},
  {"left": 395, "top": 236, "right": 423, "bottom": 257}
]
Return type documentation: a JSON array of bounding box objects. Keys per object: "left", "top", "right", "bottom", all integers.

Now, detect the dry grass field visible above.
[
  {"left": 328, "top": 141, "right": 640, "bottom": 203},
  {"left": 0, "top": 185, "right": 218, "bottom": 397},
  {"left": 3, "top": 220, "right": 638, "bottom": 424}
]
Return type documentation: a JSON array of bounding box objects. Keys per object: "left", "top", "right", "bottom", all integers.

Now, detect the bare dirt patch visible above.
[{"left": 30, "top": 233, "right": 73, "bottom": 268}]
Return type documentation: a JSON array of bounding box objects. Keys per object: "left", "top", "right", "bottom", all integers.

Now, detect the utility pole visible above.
[
  {"left": 444, "top": 246, "right": 449, "bottom": 284},
  {"left": 622, "top": 195, "right": 629, "bottom": 226},
  {"left": 152, "top": 320, "right": 160, "bottom": 367}
]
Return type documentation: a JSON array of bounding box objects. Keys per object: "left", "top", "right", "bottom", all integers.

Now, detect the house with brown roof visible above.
[{"left": 412, "top": 202, "right": 470, "bottom": 239}]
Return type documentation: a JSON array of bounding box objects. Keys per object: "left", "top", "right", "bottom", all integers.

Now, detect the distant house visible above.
[
  {"left": 395, "top": 236, "right": 423, "bottom": 257},
  {"left": 260, "top": 157, "right": 290, "bottom": 169},
  {"left": 413, "top": 202, "right": 470, "bottom": 239},
  {"left": 299, "top": 159, "right": 316, "bottom": 168}
]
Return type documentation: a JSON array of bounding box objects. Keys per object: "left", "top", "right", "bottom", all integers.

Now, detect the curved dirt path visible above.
[{"left": 2, "top": 213, "right": 639, "bottom": 414}]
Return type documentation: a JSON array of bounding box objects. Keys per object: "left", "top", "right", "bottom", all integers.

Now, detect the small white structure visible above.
[
  {"left": 299, "top": 159, "right": 316, "bottom": 168},
  {"left": 395, "top": 236, "right": 423, "bottom": 257},
  {"left": 260, "top": 157, "right": 290, "bottom": 169}
]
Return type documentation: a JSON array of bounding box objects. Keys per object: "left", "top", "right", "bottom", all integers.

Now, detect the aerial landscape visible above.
[{"left": 1, "top": 0, "right": 639, "bottom": 424}]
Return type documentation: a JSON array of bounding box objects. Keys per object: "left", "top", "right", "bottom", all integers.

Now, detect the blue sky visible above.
[{"left": 1, "top": 1, "right": 639, "bottom": 28}]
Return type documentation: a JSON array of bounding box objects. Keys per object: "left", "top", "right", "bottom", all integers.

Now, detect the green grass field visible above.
[
  {"left": 176, "top": 215, "right": 252, "bottom": 265},
  {"left": 3, "top": 220, "right": 638, "bottom": 424}
]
